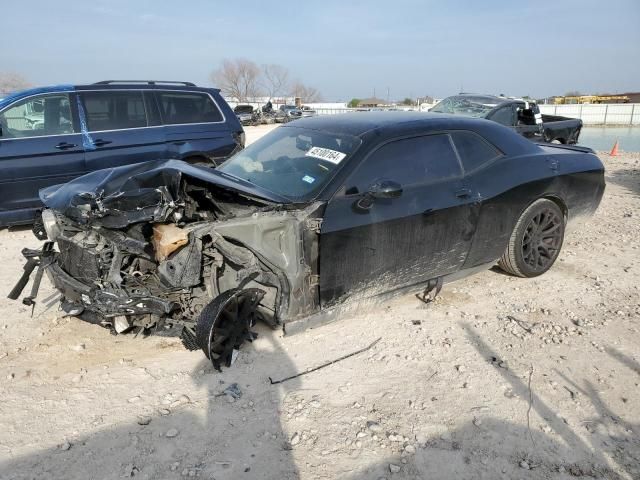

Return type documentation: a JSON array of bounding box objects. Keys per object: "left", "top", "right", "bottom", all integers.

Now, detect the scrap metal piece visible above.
[
  {"left": 8, "top": 242, "right": 54, "bottom": 302},
  {"left": 113, "top": 315, "right": 132, "bottom": 334},
  {"left": 157, "top": 238, "right": 202, "bottom": 288},
  {"left": 268, "top": 337, "right": 382, "bottom": 385},
  {"left": 416, "top": 276, "right": 443, "bottom": 304}
]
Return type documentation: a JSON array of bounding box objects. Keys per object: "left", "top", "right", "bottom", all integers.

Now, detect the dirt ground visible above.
[{"left": 0, "top": 128, "right": 638, "bottom": 479}]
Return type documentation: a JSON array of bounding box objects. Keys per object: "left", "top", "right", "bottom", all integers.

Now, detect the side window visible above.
[
  {"left": 157, "top": 92, "right": 223, "bottom": 124},
  {"left": 348, "top": 134, "right": 461, "bottom": 193},
  {"left": 81, "top": 91, "right": 148, "bottom": 131},
  {"left": 450, "top": 131, "right": 501, "bottom": 172},
  {"left": 0, "top": 94, "right": 74, "bottom": 138},
  {"left": 488, "top": 106, "right": 514, "bottom": 126}
]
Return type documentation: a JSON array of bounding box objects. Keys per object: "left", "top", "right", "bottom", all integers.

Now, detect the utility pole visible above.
[{"left": 387, "top": 87, "right": 390, "bottom": 104}]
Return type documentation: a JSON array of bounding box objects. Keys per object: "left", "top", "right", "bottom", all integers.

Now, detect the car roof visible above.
[
  {"left": 445, "top": 94, "right": 529, "bottom": 106},
  {"left": 287, "top": 111, "right": 540, "bottom": 156},
  {"left": 0, "top": 82, "right": 223, "bottom": 111},
  {"left": 452, "top": 94, "right": 509, "bottom": 104},
  {"left": 74, "top": 82, "right": 220, "bottom": 92},
  {"left": 288, "top": 111, "right": 484, "bottom": 136}
]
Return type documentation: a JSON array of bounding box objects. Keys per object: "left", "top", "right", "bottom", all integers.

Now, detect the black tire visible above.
[
  {"left": 195, "top": 288, "right": 264, "bottom": 370},
  {"left": 498, "top": 199, "right": 565, "bottom": 278}
]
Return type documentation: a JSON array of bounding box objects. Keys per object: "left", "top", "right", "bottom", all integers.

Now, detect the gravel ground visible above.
[{"left": 0, "top": 131, "right": 638, "bottom": 479}]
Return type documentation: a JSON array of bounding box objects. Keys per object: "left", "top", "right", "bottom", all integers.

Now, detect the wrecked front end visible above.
[{"left": 12, "top": 160, "right": 322, "bottom": 369}]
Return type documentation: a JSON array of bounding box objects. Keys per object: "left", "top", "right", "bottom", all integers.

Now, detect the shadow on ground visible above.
[
  {"left": 606, "top": 168, "right": 640, "bottom": 197},
  {"left": 1, "top": 322, "right": 638, "bottom": 479},
  {"left": 0, "top": 328, "right": 302, "bottom": 480},
  {"left": 340, "top": 325, "right": 638, "bottom": 480}
]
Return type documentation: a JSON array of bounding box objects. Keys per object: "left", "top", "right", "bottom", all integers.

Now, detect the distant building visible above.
[
  {"left": 552, "top": 94, "right": 633, "bottom": 104},
  {"left": 357, "top": 97, "right": 391, "bottom": 108}
]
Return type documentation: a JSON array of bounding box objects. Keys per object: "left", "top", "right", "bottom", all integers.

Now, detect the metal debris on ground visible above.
[
  {"left": 268, "top": 337, "right": 382, "bottom": 385},
  {"left": 416, "top": 277, "right": 443, "bottom": 304},
  {"left": 214, "top": 382, "right": 242, "bottom": 400},
  {"left": 506, "top": 315, "right": 536, "bottom": 334}
]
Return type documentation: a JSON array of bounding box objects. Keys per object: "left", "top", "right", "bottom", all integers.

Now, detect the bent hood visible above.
[{"left": 40, "top": 159, "right": 290, "bottom": 228}]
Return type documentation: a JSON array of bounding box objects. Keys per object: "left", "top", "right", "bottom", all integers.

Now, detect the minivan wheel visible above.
[{"left": 498, "top": 199, "right": 565, "bottom": 278}]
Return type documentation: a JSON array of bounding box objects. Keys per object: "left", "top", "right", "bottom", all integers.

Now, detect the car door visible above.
[
  {"left": 156, "top": 90, "right": 237, "bottom": 165},
  {"left": 0, "top": 92, "right": 85, "bottom": 224},
  {"left": 318, "top": 133, "right": 479, "bottom": 307},
  {"left": 447, "top": 130, "right": 512, "bottom": 269},
  {"left": 79, "top": 90, "right": 167, "bottom": 171}
]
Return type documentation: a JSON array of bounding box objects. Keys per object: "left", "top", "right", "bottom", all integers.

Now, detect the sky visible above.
[{"left": 2, "top": 0, "right": 639, "bottom": 101}]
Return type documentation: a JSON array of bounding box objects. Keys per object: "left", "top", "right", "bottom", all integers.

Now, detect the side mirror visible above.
[
  {"left": 368, "top": 180, "right": 403, "bottom": 199},
  {"left": 354, "top": 180, "right": 402, "bottom": 211}
]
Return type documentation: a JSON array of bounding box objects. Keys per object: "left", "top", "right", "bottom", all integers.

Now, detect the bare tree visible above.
[
  {"left": 0, "top": 72, "right": 31, "bottom": 94},
  {"left": 290, "top": 81, "right": 322, "bottom": 103},
  {"left": 261, "top": 64, "right": 289, "bottom": 100},
  {"left": 211, "top": 58, "right": 262, "bottom": 103}
]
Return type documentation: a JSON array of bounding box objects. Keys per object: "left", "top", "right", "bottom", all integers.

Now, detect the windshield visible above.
[
  {"left": 219, "top": 126, "right": 361, "bottom": 202},
  {"left": 431, "top": 96, "right": 501, "bottom": 118}
]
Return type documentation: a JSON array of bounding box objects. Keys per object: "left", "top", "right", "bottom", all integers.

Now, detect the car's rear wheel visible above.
[{"left": 498, "top": 199, "right": 565, "bottom": 277}]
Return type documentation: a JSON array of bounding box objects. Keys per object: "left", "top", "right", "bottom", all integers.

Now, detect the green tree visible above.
[
  {"left": 401, "top": 97, "right": 414, "bottom": 106},
  {"left": 348, "top": 98, "right": 361, "bottom": 108}
]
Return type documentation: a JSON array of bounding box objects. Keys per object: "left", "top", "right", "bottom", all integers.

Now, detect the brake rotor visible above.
[{"left": 194, "top": 288, "right": 265, "bottom": 371}]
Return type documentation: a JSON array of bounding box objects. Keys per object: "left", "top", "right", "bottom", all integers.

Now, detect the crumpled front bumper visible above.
[{"left": 9, "top": 244, "right": 176, "bottom": 318}]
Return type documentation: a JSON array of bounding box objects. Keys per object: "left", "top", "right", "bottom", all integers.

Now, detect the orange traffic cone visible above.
[{"left": 610, "top": 140, "right": 619, "bottom": 156}]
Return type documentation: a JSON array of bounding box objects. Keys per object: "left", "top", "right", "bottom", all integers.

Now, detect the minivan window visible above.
[
  {"left": 348, "top": 134, "right": 461, "bottom": 193},
  {"left": 81, "top": 91, "right": 148, "bottom": 131},
  {"left": 157, "top": 92, "right": 223, "bottom": 125},
  {"left": 0, "top": 94, "right": 74, "bottom": 138}
]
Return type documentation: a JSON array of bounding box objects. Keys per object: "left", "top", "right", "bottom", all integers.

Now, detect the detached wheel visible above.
[
  {"left": 498, "top": 199, "right": 565, "bottom": 277},
  {"left": 194, "top": 288, "right": 264, "bottom": 370}
]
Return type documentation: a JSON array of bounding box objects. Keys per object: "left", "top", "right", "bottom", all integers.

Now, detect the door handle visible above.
[
  {"left": 92, "top": 139, "right": 112, "bottom": 147},
  {"left": 54, "top": 142, "right": 78, "bottom": 150},
  {"left": 455, "top": 188, "right": 472, "bottom": 198}
]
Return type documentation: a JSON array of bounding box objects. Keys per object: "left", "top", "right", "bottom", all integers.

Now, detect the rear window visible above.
[
  {"left": 157, "top": 91, "right": 223, "bottom": 124},
  {"left": 81, "top": 91, "right": 148, "bottom": 131},
  {"left": 450, "top": 131, "right": 502, "bottom": 172}
]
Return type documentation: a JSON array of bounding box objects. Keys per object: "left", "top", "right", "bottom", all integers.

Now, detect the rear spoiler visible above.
[{"left": 533, "top": 142, "right": 594, "bottom": 154}]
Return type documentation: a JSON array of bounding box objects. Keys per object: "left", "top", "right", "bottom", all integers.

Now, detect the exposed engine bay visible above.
[{"left": 14, "top": 160, "right": 322, "bottom": 369}]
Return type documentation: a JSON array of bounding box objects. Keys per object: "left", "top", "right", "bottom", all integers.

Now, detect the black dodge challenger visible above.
[{"left": 10, "top": 112, "right": 605, "bottom": 369}]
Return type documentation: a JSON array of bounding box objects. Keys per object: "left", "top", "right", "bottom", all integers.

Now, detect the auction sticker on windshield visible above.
[{"left": 305, "top": 146, "right": 346, "bottom": 164}]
